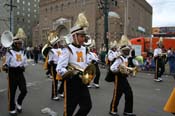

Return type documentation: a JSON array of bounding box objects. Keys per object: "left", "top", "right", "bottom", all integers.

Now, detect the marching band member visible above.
[
  {"left": 109, "top": 35, "right": 136, "bottom": 116},
  {"left": 105, "top": 40, "right": 120, "bottom": 82},
  {"left": 56, "top": 13, "right": 93, "bottom": 116},
  {"left": 153, "top": 37, "right": 164, "bottom": 82},
  {"left": 47, "top": 32, "right": 62, "bottom": 101},
  {"left": 86, "top": 39, "right": 101, "bottom": 88},
  {"left": 2, "top": 29, "right": 28, "bottom": 116}
]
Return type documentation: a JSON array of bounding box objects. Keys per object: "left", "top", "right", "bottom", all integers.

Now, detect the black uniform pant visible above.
[
  {"left": 128, "top": 57, "right": 135, "bottom": 68},
  {"left": 64, "top": 75, "right": 92, "bottom": 116},
  {"left": 51, "top": 64, "right": 58, "bottom": 98},
  {"left": 58, "top": 80, "right": 64, "bottom": 94},
  {"left": 93, "top": 63, "right": 101, "bottom": 84},
  {"left": 110, "top": 74, "right": 133, "bottom": 113},
  {"left": 8, "top": 68, "right": 27, "bottom": 111},
  {"left": 154, "top": 57, "right": 164, "bottom": 79}
]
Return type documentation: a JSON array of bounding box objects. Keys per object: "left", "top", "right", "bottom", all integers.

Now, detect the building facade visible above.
[
  {"left": 0, "top": 0, "right": 10, "bottom": 36},
  {"left": 37, "top": 0, "right": 152, "bottom": 51},
  {"left": 11, "top": 0, "right": 40, "bottom": 46}
]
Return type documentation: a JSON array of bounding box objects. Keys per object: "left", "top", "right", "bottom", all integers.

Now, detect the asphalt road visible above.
[{"left": 0, "top": 60, "right": 174, "bottom": 116}]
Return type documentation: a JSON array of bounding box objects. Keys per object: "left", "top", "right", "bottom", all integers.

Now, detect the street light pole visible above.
[
  {"left": 5, "top": 0, "right": 17, "bottom": 33},
  {"left": 124, "top": 0, "right": 128, "bottom": 36},
  {"left": 103, "top": 0, "right": 109, "bottom": 53}
]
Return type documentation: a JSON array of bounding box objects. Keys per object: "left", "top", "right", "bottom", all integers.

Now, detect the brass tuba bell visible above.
[
  {"left": 41, "top": 30, "right": 59, "bottom": 58},
  {"left": 1, "top": 31, "right": 13, "bottom": 48}
]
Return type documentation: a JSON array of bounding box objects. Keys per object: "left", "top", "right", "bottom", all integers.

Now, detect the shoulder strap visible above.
[
  {"left": 7, "top": 49, "right": 13, "bottom": 56},
  {"left": 67, "top": 45, "right": 73, "bottom": 54}
]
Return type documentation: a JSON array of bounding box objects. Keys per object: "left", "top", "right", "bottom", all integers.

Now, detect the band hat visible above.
[
  {"left": 120, "top": 45, "right": 130, "bottom": 51},
  {"left": 13, "top": 28, "right": 26, "bottom": 42},
  {"left": 70, "top": 25, "right": 87, "bottom": 35},
  {"left": 47, "top": 30, "right": 60, "bottom": 46},
  {"left": 110, "top": 40, "right": 118, "bottom": 49},
  {"left": 70, "top": 12, "right": 89, "bottom": 35},
  {"left": 156, "top": 37, "right": 163, "bottom": 45},
  {"left": 14, "top": 28, "right": 26, "bottom": 39},
  {"left": 118, "top": 35, "right": 132, "bottom": 51},
  {"left": 50, "top": 36, "right": 60, "bottom": 46},
  {"left": 13, "top": 37, "right": 23, "bottom": 43}
]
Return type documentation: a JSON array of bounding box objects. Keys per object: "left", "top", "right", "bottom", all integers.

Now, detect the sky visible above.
[{"left": 146, "top": 0, "right": 175, "bottom": 27}]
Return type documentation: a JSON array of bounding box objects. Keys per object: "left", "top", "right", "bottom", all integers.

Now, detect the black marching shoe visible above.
[
  {"left": 109, "top": 111, "right": 119, "bottom": 116},
  {"left": 123, "top": 112, "right": 136, "bottom": 116}
]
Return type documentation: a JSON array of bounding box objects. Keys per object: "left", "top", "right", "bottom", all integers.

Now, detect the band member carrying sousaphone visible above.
[
  {"left": 42, "top": 31, "right": 62, "bottom": 101},
  {"left": 1, "top": 28, "right": 28, "bottom": 116}
]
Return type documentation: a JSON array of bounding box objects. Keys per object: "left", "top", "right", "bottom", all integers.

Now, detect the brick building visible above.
[{"left": 36, "top": 0, "right": 152, "bottom": 51}]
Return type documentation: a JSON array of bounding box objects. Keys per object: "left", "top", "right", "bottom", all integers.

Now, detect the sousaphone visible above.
[
  {"left": 1, "top": 31, "right": 13, "bottom": 48},
  {"left": 42, "top": 31, "right": 59, "bottom": 58}
]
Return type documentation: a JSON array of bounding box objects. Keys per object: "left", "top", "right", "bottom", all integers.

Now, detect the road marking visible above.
[{"left": 0, "top": 88, "right": 7, "bottom": 93}]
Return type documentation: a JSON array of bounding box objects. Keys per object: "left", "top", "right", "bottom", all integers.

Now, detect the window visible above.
[
  {"left": 17, "top": 0, "right": 20, "bottom": 3},
  {"left": 28, "top": 2, "right": 30, "bottom": 6},
  {"left": 17, "top": 17, "right": 19, "bottom": 22},
  {"left": 17, "top": 11, "right": 20, "bottom": 15},
  {"left": 23, "top": 1, "right": 25, "bottom": 4},
  {"left": 28, "top": 8, "right": 31, "bottom": 12},
  {"left": 28, "top": 14, "right": 30, "bottom": 17}
]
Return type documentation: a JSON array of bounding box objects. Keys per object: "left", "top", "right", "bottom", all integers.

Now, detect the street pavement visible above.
[{"left": 0, "top": 60, "right": 174, "bottom": 116}]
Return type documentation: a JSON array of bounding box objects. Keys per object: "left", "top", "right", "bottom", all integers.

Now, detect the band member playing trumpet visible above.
[
  {"left": 1, "top": 29, "right": 28, "bottom": 116},
  {"left": 56, "top": 13, "right": 93, "bottom": 116},
  {"left": 109, "top": 35, "right": 136, "bottom": 116}
]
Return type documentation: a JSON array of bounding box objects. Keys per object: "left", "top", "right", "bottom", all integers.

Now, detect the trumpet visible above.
[
  {"left": 118, "top": 64, "right": 138, "bottom": 76},
  {"left": 63, "top": 63, "right": 96, "bottom": 85}
]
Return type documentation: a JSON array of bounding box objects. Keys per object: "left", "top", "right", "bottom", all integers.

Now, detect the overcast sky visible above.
[{"left": 146, "top": 0, "right": 175, "bottom": 27}]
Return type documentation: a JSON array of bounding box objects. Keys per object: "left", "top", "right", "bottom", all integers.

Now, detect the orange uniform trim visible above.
[
  {"left": 111, "top": 75, "right": 118, "bottom": 112},
  {"left": 43, "top": 55, "right": 49, "bottom": 70},
  {"left": 64, "top": 81, "right": 67, "bottom": 116}
]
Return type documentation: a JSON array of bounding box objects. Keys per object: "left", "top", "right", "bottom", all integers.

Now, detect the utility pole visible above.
[{"left": 5, "top": 0, "right": 17, "bottom": 33}]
